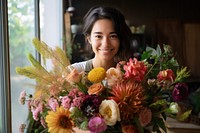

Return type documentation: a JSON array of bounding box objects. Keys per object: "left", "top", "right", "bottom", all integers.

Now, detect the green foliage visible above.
[
  {"left": 175, "top": 67, "right": 190, "bottom": 82},
  {"left": 8, "top": 0, "right": 35, "bottom": 75},
  {"left": 177, "top": 110, "right": 192, "bottom": 121}
]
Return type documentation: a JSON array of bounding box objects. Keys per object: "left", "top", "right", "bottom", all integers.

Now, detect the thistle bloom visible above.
[
  {"left": 88, "top": 117, "right": 107, "bottom": 133},
  {"left": 99, "top": 99, "right": 121, "bottom": 126},
  {"left": 172, "top": 82, "right": 189, "bottom": 102},
  {"left": 123, "top": 58, "right": 147, "bottom": 82},
  {"left": 45, "top": 106, "right": 74, "bottom": 133},
  {"left": 88, "top": 67, "right": 106, "bottom": 83}
]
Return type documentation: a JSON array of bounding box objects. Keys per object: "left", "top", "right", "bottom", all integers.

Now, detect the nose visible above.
[{"left": 101, "top": 36, "right": 110, "bottom": 46}]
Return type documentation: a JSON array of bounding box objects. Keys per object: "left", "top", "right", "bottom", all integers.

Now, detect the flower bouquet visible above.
[{"left": 16, "top": 38, "right": 191, "bottom": 133}]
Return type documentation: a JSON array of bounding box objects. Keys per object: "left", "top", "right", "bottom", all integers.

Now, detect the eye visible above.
[
  {"left": 110, "top": 34, "right": 118, "bottom": 39},
  {"left": 95, "top": 35, "right": 102, "bottom": 39}
]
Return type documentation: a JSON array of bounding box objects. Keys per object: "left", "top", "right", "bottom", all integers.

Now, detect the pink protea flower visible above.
[
  {"left": 88, "top": 116, "right": 107, "bottom": 133},
  {"left": 157, "top": 69, "right": 175, "bottom": 82},
  {"left": 123, "top": 58, "right": 147, "bottom": 82}
]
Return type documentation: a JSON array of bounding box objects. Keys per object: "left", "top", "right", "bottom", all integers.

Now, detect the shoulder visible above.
[{"left": 69, "top": 60, "right": 88, "bottom": 73}]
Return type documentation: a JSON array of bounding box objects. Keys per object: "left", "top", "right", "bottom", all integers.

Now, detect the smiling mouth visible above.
[{"left": 99, "top": 49, "right": 113, "bottom": 52}]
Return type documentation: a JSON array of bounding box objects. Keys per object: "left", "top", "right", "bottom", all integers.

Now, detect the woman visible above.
[{"left": 70, "top": 6, "right": 132, "bottom": 73}]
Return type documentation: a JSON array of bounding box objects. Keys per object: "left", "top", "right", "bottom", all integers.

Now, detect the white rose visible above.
[{"left": 99, "top": 99, "right": 121, "bottom": 126}]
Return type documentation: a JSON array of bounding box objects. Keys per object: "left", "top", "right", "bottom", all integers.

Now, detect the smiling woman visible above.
[{"left": 70, "top": 6, "right": 133, "bottom": 73}]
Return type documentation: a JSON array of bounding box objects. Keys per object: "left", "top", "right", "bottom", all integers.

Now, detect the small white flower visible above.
[{"left": 169, "top": 102, "right": 179, "bottom": 114}]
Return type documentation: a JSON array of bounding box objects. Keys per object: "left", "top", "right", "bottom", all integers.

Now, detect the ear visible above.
[{"left": 86, "top": 36, "right": 91, "bottom": 44}]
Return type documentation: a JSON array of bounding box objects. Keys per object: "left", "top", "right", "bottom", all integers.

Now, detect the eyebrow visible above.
[{"left": 93, "top": 32, "right": 117, "bottom": 34}]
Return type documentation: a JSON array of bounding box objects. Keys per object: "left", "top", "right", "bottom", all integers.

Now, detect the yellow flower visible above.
[
  {"left": 45, "top": 106, "right": 74, "bottom": 133},
  {"left": 88, "top": 67, "right": 106, "bottom": 83}
]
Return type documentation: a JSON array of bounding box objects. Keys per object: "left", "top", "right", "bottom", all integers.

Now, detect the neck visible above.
[{"left": 92, "top": 58, "right": 116, "bottom": 70}]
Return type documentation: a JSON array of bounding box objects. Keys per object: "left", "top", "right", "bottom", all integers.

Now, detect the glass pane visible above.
[
  {"left": 8, "top": 0, "right": 35, "bottom": 132},
  {"left": 40, "top": 0, "right": 64, "bottom": 70}
]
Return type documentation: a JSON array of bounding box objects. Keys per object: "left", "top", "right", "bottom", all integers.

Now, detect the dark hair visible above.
[{"left": 82, "top": 6, "right": 132, "bottom": 62}]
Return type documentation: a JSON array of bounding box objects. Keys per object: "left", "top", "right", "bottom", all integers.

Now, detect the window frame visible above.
[{"left": 0, "top": 0, "right": 12, "bottom": 132}]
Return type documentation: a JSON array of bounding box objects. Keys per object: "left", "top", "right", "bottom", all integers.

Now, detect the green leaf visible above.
[
  {"left": 79, "top": 120, "right": 88, "bottom": 130},
  {"left": 149, "top": 99, "right": 167, "bottom": 107},
  {"left": 177, "top": 110, "right": 192, "bottom": 121},
  {"left": 157, "top": 118, "right": 167, "bottom": 132},
  {"left": 156, "top": 45, "right": 162, "bottom": 57}
]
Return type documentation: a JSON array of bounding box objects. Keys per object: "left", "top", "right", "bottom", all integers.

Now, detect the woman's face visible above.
[{"left": 88, "top": 19, "right": 120, "bottom": 61}]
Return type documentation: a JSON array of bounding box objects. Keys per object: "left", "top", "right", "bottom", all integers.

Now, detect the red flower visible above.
[
  {"left": 157, "top": 69, "right": 175, "bottom": 82},
  {"left": 123, "top": 58, "right": 147, "bottom": 82}
]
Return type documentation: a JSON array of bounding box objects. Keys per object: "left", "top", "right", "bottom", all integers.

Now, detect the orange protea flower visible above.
[
  {"left": 109, "top": 79, "right": 145, "bottom": 120},
  {"left": 45, "top": 106, "right": 74, "bottom": 133}
]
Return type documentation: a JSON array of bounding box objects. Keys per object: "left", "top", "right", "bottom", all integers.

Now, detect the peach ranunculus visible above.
[
  {"left": 88, "top": 83, "right": 104, "bottom": 95},
  {"left": 157, "top": 69, "right": 175, "bottom": 82},
  {"left": 99, "top": 99, "right": 121, "bottom": 126},
  {"left": 66, "top": 68, "right": 82, "bottom": 84},
  {"left": 139, "top": 108, "right": 152, "bottom": 127},
  {"left": 123, "top": 58, "right": 147, "bottom": 82},
  {"left": 106, "top": 67, "right": 123, "bottom": 87}
]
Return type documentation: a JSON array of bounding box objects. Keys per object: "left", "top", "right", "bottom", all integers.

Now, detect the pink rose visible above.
[
  {"left": 139, "top": 108, "right": 152, "bottom": 127},
  {"left": 106, "top": 67, "right": 123, "bottom": 87}
]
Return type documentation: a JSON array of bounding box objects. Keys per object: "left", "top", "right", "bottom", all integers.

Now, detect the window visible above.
[{"left": 1, "top": 0, "right": 64, "bottom": 132}]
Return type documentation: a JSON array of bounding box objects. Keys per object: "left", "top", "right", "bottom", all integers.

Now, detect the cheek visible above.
[{"left": 114, "top": 42, "right": 120, "bottom": 52}]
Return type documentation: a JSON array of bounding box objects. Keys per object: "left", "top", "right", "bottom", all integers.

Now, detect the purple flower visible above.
[
  {"left": 61, "top": 96, "right": 71, "bottom": 109},
  {"left": 48, "top": 98, "right": 59, "bottom": 111},
  {"left": 88, "top": 117, "right": 107, "bottom": 133},
  {"left": 172, "top": 82, "right": 189, "bottom": 102},
  {"left": 80, "top": 95, "right": 102, "bottom": 117}
]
